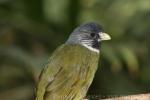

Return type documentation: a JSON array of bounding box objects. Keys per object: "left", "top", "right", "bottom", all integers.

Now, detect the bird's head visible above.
[{"left": 66, "top": 22, "right": 111, "bottom": 53}]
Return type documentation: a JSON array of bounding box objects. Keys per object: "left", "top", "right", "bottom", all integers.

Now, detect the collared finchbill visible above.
[{"left": 99, "top": 32, "right": 111, "bottom": 41}]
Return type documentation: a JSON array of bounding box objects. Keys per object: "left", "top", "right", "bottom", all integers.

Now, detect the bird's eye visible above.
[{"left": 90, "top": 33, "right": 96, "bottom": 38}]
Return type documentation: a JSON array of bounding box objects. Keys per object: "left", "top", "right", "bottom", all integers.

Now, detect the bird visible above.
[{"left": 36, "top": 22, "right": 111, "bottom": 100}]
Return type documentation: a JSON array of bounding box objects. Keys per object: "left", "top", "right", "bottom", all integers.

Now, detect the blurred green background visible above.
[{"left": 0, "top": 0, "right": 150, "bottom": 100}]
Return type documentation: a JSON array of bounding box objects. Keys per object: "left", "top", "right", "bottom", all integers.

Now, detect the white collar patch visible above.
[{"left": 81, "top": 44, "right": 99, "bottom": 53}]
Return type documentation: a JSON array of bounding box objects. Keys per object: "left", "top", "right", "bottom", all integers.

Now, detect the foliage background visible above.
[{"left": 0, "top": 0, "right": 150, "bottom": 100}]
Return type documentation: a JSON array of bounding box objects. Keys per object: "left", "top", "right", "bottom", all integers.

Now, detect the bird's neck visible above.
[{"left": 65, "top": 41, "right": 100, "bottom": 53}]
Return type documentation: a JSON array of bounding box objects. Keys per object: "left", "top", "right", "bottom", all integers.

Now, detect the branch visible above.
[{"left": 103, "top": 93, "right": 150, "bottom": 100}]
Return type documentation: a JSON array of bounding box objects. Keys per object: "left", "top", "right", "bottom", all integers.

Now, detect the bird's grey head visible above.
[{"left": 66, "top": 22, "right": 111, "bottom": 53}]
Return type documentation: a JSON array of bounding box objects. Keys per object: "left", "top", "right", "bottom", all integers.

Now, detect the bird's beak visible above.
[{"left": 99, "top": 32, "right": 111, "bottom": 41}]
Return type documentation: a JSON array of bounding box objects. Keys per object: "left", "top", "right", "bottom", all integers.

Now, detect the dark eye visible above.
[{"left": 90, "top": 33, "right": 96, "bottom": 38}]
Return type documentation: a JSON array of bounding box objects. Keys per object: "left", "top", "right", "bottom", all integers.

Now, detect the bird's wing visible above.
[
  {"left": 36, "top": 44, "right": 81, "bottom": 100},
  {"left": 36, "top": 44, "right": 95, "bottom": 100},
  {"left": 36, "top": 45, "right": 66, "bottom": 100},
  {"left": 36, "top": 63, "right": 63, "bottom": 100}
]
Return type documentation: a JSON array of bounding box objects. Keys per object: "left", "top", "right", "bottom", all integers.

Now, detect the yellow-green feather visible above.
[{"left": 36, "top": 44, "right": 99, "bottom": 100}]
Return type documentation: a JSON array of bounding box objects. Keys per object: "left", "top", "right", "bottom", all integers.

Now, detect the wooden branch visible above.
[{"left": 103, "top": 93, "right": 150, "bottom": 100}]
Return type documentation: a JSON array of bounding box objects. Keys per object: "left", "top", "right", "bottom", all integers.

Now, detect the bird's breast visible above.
[{"left": 54, "top": 44, "right": 100, "bottom": 99}]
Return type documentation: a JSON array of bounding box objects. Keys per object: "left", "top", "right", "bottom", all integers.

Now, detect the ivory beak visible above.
[{"left": 99, "top": 32, "right": 111, "bottom": 41}]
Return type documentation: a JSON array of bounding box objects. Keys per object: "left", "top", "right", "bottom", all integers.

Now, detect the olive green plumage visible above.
[
  {"left": 36, "top": 22, "right": 111, "bottom": 100},
  {"left": 37, "top": 44, "right": 99, "bottom": 100}
]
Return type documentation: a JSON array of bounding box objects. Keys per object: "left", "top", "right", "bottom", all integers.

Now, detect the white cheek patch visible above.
[
  {"left": 66, "top": 33, "right": 100, "bottom": 53},
  {"left": 81, "top": 43, "right": 99, "bottom": 53}
]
